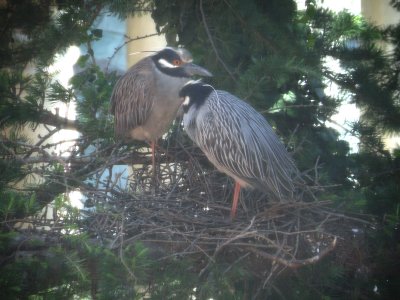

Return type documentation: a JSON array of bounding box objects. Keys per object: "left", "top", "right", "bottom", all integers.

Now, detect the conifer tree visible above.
[
  {"left": 0, "top": 1, "right": 150, "bottom": 298},
  {"left": 150, "top": 0, "right": 400, "bottom": 298},
  {"left": 1, "top": 0, "right": 399, "bottom": 299}
]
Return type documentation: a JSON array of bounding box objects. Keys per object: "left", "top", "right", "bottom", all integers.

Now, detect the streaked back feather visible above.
[
  {"left": 110, "top": 58, "right": 155, "bottom": 139},
  {"left": 184, "top": 89, "right": 300, "bottom": 202}
]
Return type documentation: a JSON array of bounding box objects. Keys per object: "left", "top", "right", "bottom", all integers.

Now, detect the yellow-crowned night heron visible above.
[
  {"left": 110, "top": 47, "right": 212, "bottom": 170},
  {"left": 179, "top": 81, "right": 300, "bottom": 219}
]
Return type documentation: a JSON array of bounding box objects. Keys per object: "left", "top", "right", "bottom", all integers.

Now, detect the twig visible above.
[
  {"left": 23, "top": 127, "right": 59, "bottom": 159},
  {"left": 199, "top": 217, "right": 256, "bottom": 277},
  {"left": 246, "top": 236, "right": 337, "bottom": 268},
  {"left": 223, "top": 0, "right": 279, "bottom": 53},
  {"left": 119, "top": 207, "right": 137, "bottom": 282},
  {"left": 199, "top": 0, "right": 237, "bottom": 83},
  {"left": 105, "top": 33, "right": 160, "bottom": 73}
]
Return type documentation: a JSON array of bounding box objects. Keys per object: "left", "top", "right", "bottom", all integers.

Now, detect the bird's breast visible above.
[{"left": 133, "top": 78, "right": 188, "bottom": 141}]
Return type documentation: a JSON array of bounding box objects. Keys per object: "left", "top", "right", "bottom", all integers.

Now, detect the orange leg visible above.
[
  {"left": 151, "top": 140, "right": 159, "bottom": 189},
  {"left": 230, "top": 181, "right": 241, "bottom": 219},
  {"left": 151, "top": 140, "right": 156, "bottom": 173}
]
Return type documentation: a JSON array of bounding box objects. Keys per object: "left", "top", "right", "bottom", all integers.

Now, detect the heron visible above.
[
  {"left": 110, "top": 47, "right": 212, "bottom": 173},
  {"left": 179, "top": 81, "right": 301, "bottom": 219}
]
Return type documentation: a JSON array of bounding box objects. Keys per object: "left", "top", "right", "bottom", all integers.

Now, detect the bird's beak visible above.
[{"left": 182, "top": 63, "right": 213, "bottom": 77}]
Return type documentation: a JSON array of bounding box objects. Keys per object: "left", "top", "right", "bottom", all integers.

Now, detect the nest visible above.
[{"left": 82, "top": 142, "right": 365, "bottom": 285}]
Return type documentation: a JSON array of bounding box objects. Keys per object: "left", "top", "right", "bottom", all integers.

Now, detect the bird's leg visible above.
[
  {"left": 150, "top": 140, "right": 159, "bottom": 192},
  {"left": 230, "top": 182, "right": 241, "bottom": 219},
  {"left": 151, "top": 140, "right": 156, "bottom": 175}
]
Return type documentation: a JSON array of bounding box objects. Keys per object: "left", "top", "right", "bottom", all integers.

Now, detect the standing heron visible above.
[
  {"left": 110, "top": 47, "right": 212, "bottom": 172},
  {"left": 179, "top": 81, "right": 301, "bottom": 219}
]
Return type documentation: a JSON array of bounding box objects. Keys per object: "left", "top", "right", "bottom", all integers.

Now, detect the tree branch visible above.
[
  {"left": 106, "top": 33, "right": 161, "bottom": 73},
  {"left": 246, "top": 236, "right": 337, "bottom": 268},
  {"left": 199, "top": 0, "right": 237, "bottom": 82},
  {"left": 39, "top": 110, "right": 78, "bottom": 131}
]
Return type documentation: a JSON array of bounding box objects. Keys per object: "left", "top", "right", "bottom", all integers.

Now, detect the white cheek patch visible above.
[
  {"left": 186, "top": 79, "right": 201, "bottom": 86},
  {"left": 158, "top": 58, "right": 177, "bottom": 68},
  {"left": 182, "top": 96, "right": 191, "bottom": 106}
]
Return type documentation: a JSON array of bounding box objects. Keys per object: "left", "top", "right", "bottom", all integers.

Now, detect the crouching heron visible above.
[
  {"left": 179, "top": 81, "right": 301, "bottom": 219},
  {"left": 110, "top": 47, "right": 212, "bottom": 173}
]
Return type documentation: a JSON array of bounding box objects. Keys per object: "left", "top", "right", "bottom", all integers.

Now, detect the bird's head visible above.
[
  {"left": 179, "top": 80, "right": 214, "bottom": 112},
  {"left": 152, "top": 47, "right": 212, "bottom": 78}
]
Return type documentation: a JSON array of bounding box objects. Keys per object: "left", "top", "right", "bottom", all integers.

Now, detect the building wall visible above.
[
  {"left": 126, "top": 14, "right": 166, "bottom": 66},
  {"left": 362, "top": 0, "right": 400, "bottom": 151},
  {"left": 362, "top": 0, "right": 399, "bottom": 26}
]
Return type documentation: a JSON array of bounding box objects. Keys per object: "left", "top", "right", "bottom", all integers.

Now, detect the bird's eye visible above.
[{"left": 173, "top": 59, "right": 182, "bottom": 66}]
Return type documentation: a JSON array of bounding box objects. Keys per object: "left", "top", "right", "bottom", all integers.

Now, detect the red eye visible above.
[{"left": 173, "top": 59, "right": 182, "bottom": 66}]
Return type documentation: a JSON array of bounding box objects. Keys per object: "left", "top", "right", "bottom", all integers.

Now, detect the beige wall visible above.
[
  {"left": 126, "top": 13, "right": 166, "bottom": 66},
  {"left": 362, "top": 0, "right": 400, "bottom": 151},
  {"left": 362, "top": 0, "right": 399, "bottom": 26}
]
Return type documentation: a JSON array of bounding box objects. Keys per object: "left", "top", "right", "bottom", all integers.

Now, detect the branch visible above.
[
  {"left": 223, "top": 0, "right": 279, "bottom": 53},
  {"left": 246, "top": 236, "right": 337, "bottom": 268},
  {"left": 39, "top": 110, "right": 78, "bottom": 131},
  {"left": 106, "top": 33, "right": 161, "bottom": 73},
  {"left": 23, "top": 127, "right": 59, "bottom": 159},
  {"left": 199, "top": 0, "right": 237, "bottom": 82},
  {"left": 199, "top": 217, "right": 256, "bottom": 277}
]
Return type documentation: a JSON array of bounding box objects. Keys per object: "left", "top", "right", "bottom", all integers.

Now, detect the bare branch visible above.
[
  {"left": 246, "top": 236, "right": 338, "bottom": 268},
  {"left": 199, "top": 0, "right": 237, "bottom": 82},
  {"left": 39, "top": 110, "right": 78, "bottom": 130},
  {"left": 105, "top": 33, "right": 161, "bottom": 73}
]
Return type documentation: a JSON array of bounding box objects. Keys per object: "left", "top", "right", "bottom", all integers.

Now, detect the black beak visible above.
[{"left": 182, "top": 63, "right": 213, "bottom": 77}]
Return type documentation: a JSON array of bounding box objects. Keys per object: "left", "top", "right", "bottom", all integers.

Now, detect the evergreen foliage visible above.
[{"left": 1, "top": 0, "right": 399, "bottom": 299}]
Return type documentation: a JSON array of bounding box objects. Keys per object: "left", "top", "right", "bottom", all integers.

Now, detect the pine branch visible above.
[
  {"left": 222, "top": 0, "right": 279, "bottom": 53},
  {"left": 39, "top": 110, "right": 78, "bottom": 131},
  {"left": 105, "top": 33, "right": 160, "bottom": 73},
  {"left": 246, "top": 236, "right": 338, "bottom": 268},
  {"left": 199, "top": 0, "right": 237, "bottom": 82}
]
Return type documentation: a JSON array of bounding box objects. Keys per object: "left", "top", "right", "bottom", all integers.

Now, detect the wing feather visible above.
[
  {"left": 110, "top": 59, "right": 155, "bottom": 138},
  {"left": 186, "top": 90, "right": 298, "bottom": 201}
]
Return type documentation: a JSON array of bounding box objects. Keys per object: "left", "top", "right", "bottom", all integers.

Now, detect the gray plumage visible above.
[
  {"left": 110, "top": 48, "right": 212, "bottom": 142},
  {"left": 180, "top": 81, "right": 300, "bottom": 203}
]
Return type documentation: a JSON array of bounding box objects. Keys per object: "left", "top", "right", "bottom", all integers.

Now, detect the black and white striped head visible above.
[
  {"left": 152, "top": 48, "right": 212, "bottom": 78},
  {"left": 179, "top": 80, "right": 214, "bottom": 113}
]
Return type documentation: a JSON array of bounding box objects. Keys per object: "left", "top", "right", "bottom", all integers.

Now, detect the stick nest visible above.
[{"left": 83, "top": 143, "right": 366, "bottom": 280}]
